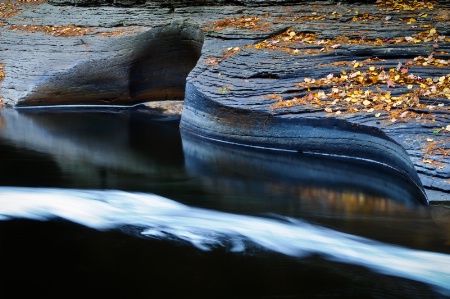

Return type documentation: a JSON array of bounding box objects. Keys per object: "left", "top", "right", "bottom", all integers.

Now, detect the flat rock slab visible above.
[{"left": 0, "top": 1, "right": 449, "bottom": 201}]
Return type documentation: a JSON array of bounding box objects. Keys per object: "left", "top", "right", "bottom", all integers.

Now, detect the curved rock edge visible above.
[
  {"left": 180, "top": 81, "right": 429, "bottom": 205},
  {"left": 0, "top": 1, "right": 448, "bottom": 202}
]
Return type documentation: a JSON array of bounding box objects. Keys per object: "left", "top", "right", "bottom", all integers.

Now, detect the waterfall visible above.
[{"left": 0, "top": 187, "right": 449, "bottom": 294}]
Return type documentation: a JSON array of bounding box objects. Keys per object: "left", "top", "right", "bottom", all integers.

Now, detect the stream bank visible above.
[{"left": 0, "top": 0, "right": 449, "bottom": 201}]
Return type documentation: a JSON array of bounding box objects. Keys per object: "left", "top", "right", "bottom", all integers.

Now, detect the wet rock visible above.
[
  {"left": 179, "top": 2, "right": 450, "bottom": 202},
  {"left": 0, "top": 1, "right": 449, "bottom": 201}
]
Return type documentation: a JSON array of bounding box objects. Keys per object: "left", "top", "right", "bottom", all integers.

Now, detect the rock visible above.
[
  {"left": 179, "top": 1, "right": 450, "bottom": 202},
  {"left": 47, "top": 0, "right": 146, "bottom": 6},
  {"left": 0, "top": 21, "right": 203, "bottom": 106},
  {"left": 0, "top": 1, "right": 449, "bottom": 202}
]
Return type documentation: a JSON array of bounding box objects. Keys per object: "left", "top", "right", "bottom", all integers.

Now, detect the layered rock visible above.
[
  {"left": 0, "top": 1, "right": 449, "bottom": 201},
  {"left": 0, "top": 12, "right": 203, "bottom": 106},
  {"left": 179, "top": 2, "right": 450, "bottom": 202}
]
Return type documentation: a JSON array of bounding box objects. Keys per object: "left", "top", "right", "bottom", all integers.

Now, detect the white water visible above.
[{"left": 0, "top": 187, "right": 449, "bottom": 294}]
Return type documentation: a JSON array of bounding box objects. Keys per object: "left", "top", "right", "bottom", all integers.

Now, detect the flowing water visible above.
[{"left": 0, "top": 107, "right": 449, "bottom": 298}]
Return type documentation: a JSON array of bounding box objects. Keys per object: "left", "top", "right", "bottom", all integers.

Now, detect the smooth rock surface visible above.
[
  {"left": 1, "top": 24, "right": 203, "bottom": 106},
  {"left": 0, "top": 1, "right": 449, "bottom": 201}
]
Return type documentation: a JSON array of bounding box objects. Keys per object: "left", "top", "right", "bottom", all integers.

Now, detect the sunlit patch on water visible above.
[{"left": 1, "top": 187, "right": 449, "bottom": 295}]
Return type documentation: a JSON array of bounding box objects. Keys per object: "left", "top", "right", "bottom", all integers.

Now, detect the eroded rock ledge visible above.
[
  {"left": 0, "top": 1, "right": 449, "bottom": 201},
  {"left": 0, "top": 23, "right": 203, "bottom": 106}
]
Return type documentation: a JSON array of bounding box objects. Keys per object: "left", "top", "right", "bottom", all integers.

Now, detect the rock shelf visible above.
[{"left": 0, "top": 0, "right": 449, "bottom": 201}]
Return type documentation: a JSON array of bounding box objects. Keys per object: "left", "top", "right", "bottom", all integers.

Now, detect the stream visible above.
[{"left": 0, "top": 107, "right": 449, "bottom": 298}]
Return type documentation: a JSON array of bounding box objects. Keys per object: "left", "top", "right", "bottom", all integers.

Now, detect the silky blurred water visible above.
[{"left": 0, "top": 108, "right": 449, "bottom": 298}]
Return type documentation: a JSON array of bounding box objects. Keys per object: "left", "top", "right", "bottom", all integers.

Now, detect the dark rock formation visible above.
[
  {"left": 0, "top": 22, "right": 202, "bottom": 106},
  {"left": 0, "top": 1, "right": 449, "bottom": 201},
  {"left": 179, "top": 2, "right": 450, "bottom": 202}
]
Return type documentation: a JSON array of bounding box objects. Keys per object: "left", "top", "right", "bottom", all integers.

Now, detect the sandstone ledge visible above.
[{"left": 0, "top": 1, "right": 449, "bottom": 202}]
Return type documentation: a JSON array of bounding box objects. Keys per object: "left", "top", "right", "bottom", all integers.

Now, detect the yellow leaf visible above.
[
  {"left": 407, "top": 84, "right": 413, "bottom": 89},
  {"left": 375, "top": 113, "right": 381, "bottom": 117},
  {"left": 369, "top": 66, "right": 375, "bottom": 71},
  {"left": 421, "top": 13, "right": 428, "bottom": 18},
  {"left": 353, "top": 62, "right": 359, "bottom": 68},
  {"left": 394, "top": 75, "right": 400, "bottom": 81},
  {"left": 289, "top": 31, "right": 296, "bottom": 38},
  {"left": 429, "top": 28, "right": 437, "bottom": 35},
  {"left": 363, "top": 100, "right": 371, "bottom": 106}
]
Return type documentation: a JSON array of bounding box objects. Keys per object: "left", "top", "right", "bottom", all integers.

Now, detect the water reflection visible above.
[
  {"left": 0, "top": 108, "right": 185, "bottom": 190},
  {"left": 0, "top": 108, "right": 443, "bottom": 247},
  {"left": 0, "top": 108, "right": 449, "bottom": 298},
  {"left": 181, "top": 130, "right": 427, "bottom": 213}
]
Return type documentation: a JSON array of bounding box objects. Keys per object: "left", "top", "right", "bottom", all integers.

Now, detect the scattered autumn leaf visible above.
[
  {"left": 0, "top": 63, "right": 4, "bottom": 82},
  {"left": 204, "top": 16, "right": 270, "bottom": 32},
  {"left": 386, "top": 80, "right": 396, "bottom": 88},
  {"left": 9, "top": 24, "right": 93, "bottom": 37},
  {"left": 0, "top": 0, "right": 45, "bottom": 20},
  {"left": 377, "top": 0, "right": 436, "bottom": 11}
]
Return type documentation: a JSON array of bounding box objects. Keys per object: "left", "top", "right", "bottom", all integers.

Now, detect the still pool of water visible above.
[{"left": 0, "top": 107, "right": 449, "bottom": 298}]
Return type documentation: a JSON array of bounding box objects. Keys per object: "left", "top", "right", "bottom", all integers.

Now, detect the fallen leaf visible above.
[
  {"left": 386, "top": 80, "right": 396, "bottom": 88},
  {"left": 375, "top": 113, "right": 381, "bottom": 117}
]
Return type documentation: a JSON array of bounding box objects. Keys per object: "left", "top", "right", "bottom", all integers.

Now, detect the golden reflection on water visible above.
[
  {"left": 0, "top": 114, "right": 5, "bottom": 129},
  {"left": 431, "top": 205, "right": 450, "bottom": 245},
  {"left": 267, "top": 183, "right": 416, "bottom": 216}
]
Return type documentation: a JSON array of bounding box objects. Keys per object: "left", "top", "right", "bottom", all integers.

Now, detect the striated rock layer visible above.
[
  {"left": 1, "top": 21, "right": 203, "bottom": 106},
  {"left": 0, "top": 1, "right": 449, "bottom": 201}
]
